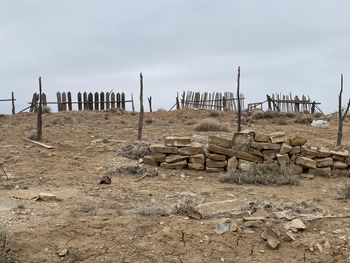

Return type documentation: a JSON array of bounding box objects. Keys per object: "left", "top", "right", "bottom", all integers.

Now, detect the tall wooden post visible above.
[
  {"left": 137, "top": 73, "right": 144, "bottom": 141},
  {"left": 148, "top": 96, "right": 152, "bottom": 112},
  {"left": 11, "top": 92, "right": 15, "bottom": 115},
  {"left": 131, "top": 93, "right": 135, "bottom": 112},
  {"left": 337, "top": 74, "right": 350, "bottom": 146},
  {"left": 37, "top": 77, "right": 43, "bottom": 141},
  {"left": 236, "top": 66, "right": 242, "bottom": 132}
]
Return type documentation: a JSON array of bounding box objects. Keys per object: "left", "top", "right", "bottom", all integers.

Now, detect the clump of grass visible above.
[
  {"left": 219, "top": 163, "right": 298, "bottom": 186},
  {"left": 70, "top": 204, "right": 96, "bottom": 217},
  {"left": 208, "top": 111, "right": 221, "bottom": 118},
  {"left": 194, "top": 119, "right": 228, "bottom": 132},
  {"left": 274, "top": 117, "right": 288, "bottom": 125},
  {"left": 341, "top": 184, "right": 350, "bottom": 200},
  {"left": 134, "top": 204, "right": 166, "bottom": 216},
  {"left": 285, "top": 112, "right": 296, "bottom": 118},
  {"left": 0, "top": 230, "right": 17, "bottom": 263},
  {"left": 145, "top": 118, "right": 153, "bottom": 124},
  {"left": 119, "top": 141, "right": 151, "bottom": 160},
  {"left": 295, "top": 116, "right": 313, "bottom": 125}
]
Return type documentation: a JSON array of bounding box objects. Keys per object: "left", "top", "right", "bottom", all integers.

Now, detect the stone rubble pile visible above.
[{"left": 143, "top": 131, "right": 350, "bottom": 177}]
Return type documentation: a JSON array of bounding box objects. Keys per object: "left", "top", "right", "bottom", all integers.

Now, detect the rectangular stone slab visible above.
[
  {"left": 151, "top": 144, "right": 178, "bottom": 154},
  {"left": 188, "top": 163, "right": 205, "bottom": 171},
  {"left": 295, "top": 156, "right": 316, "bottom": 169},
  {"left": 207, "top": 144, "right": 263, "bottom": 163},
  {"left": 178, "top": 142, "right": 203, "bottom": 155},
  {"left": 190, "top": 154, "right": 205, "bottom": 164},
  {"left": 205, "top": 151, "right": 227, "bottom": 161},
  {"left": 251, "top": 141, "right": 281, "bottom": 151},
  {"left": 208, "top": 136, "right": 233, "bottom": 148},
  {"left": 166, "top": 154, "right": 189, "bottom": 163},
  {"left": 160, "top": 160, "right": 188, "bottom": 169},
  {"left": 165, "top": 137, "right": 192, "bottom": 147},
  {"left": 206, "top": 159, "right": 227, "bottom": 168}
]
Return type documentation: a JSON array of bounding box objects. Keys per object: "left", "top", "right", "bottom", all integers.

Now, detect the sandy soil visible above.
[{"left": 0, "top": 109, "right": 350, "bottom": 263}]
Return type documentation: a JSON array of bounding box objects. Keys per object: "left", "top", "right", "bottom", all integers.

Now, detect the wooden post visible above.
[
  {"left": 121, "top": 92, "right": 126, "bottom": 110},
  {"left": 100, "top": 92, "right": 105, "bottom": 110},
  {"left": 106, "top": 92, "right": 110, "bottom": 109},
  {"left": 78, "top": 92, "right": 82, "bottom": 111},
  {"left": 131, "top": 93, "right": 135, "bottom": 112},
  {"left": 111, "top": 92, "right": 116, "bottom": 108},
  {"left": 56, "top": 92, "right": 61, "bottom": 112},
  {"left": 37, "top": 77, "right": 43, "bottom": 141},
  {"left": 176, "top": 92, "right": 180, "bottom": 110},
  {"left": 11, "top": 92, "right": 15, "bottom": 115},
  {"left": 94, "top": 92, "right": 99, "bottom": 110},
  {"left": 62, "top": 92, "right": 67, "bottom": 111},
  {"left": 68, "top": 91, "right": 72, "bottom": 111},
  {"left": 117, "top": 93, "right": 121, "bottom": 109},
  {"left": 236, "top": 66, "right": 242, "bottom": 132},
  {"left": 83, "top": 92, "right": 87, "bottom": 110},
  {"left": 137, "top": 73, "right": 144, "bottom": 141},
  {"left": 148, "top": 96, "right": 152, "bottom": 112},
  {"left": 88, "top": 92, "right": 93, "bottom": 110},
  {"left": 337, "top": 74, "right": 350, "bottom": 146}
]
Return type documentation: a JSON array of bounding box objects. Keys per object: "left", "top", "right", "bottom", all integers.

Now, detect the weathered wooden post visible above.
[
  {"left": 131, "top": 93, "right": 135, "bottom": 112},
  {"left": 176, "top": 92, "right": 180, "bottom": 110},
  {"left": 83, "top": 92, "right": 87, "bottom": 110},
  {"left": 236, "top": 66, "right": 242, "bottom": 132},
  {"left": 88, "top": 92, "right": 93, "bottom": 110},
  {"left": 37, "top": 77, "right": 43, "bottom": 141},
  {"left": 78, "top": 92, "right": 82, "bottom": 111},
  {"left": 100, "top": 92, "right": 105, "bottom": 110},
  {"left": 148, "top": 96, "right": 152, "bottom": 112},
  {"left": 337, "top": 74, "right": 350, "bottom": 146},
  {"left": 11, "top": 92, "right": 15, "bottom": 115},
  {"left": 94, "top": 92, "right": 99, "bottom": 111},
  {"left": 106, "top": 92, "right": 110, "bottom": 110},
  {"left": 121, "top": 92, "right": 126, "bottom": 110},
  {"left": 111, "top": 92, "right": 116, "bottom": 108},
  {"left": 67, "top": 91, "right": 72, "bottom": 111},
  {"left": 137, "top": 73, "right": 144, "bottom": 141},
  {"left": 62, "top": 92, "right": 67, "bottom": 111},
  {"left": 56, "top": 92, "right": 62, "bottom": 112}
]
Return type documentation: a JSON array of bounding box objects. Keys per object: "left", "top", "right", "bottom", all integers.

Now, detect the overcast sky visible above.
[{"left": 1, "top": 0, "right": 349, "bottom": 113}]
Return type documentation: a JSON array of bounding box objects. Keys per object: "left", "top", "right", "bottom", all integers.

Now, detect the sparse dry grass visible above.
[
  {"left": 134, "top": 204, "right": 166, "bottom": 216},
  {"left": 119, "top": 141, "right": 151, "bottom": 160},
  {"left": 341, "top": 184, "right": 350, "bottom": 200},
  {"left": 0, "top": 230, "right": 17, "bottom": 263},
  {"left": 219, "top": 164, "right": 298, "bottom": 186},
  {"left": 208, "top": 111, "right": 221, "bottom": 118},
  {"left": 194, "top": 118, "right": 228, "bottom": 132},
  {"left": 295, "top": 116, "right": 313, "bottom": 125}
]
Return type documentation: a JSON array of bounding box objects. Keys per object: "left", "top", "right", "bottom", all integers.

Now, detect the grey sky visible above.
[{"left": 1, "top": 0, "right": 349, "bottom": 113}]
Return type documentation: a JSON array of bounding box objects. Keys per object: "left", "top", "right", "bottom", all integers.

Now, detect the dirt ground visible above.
[{"left": 0, "top": 109, "right": 350, "bottom": 263}]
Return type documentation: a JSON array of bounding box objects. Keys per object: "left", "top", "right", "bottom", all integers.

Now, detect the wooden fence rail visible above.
[
  {"left": 0, "top": 92, "right": 16, "bottom": 114},
  {"left": 178, "top": 91, "right": 245, "bottom": 111}
]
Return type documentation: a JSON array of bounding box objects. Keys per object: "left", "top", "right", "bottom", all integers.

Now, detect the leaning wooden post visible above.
[
  {"left": 11, "top": 92, "right": 15, "bottom": 115},
  {"left": 236, "top": 66, "right": 242, "bottom": 132},
  {"left": 37, "top": 77, "right": 43, "bottom": 141},
  {"left": 176, "top": 92, "right": 180, "bottom": 110},
  {"left": 337, "top": 74, "right": 350, "bottom": 146},
  {"left": 148, "top": 96, "right": 152, "bottom": 112},
  {"left": 137, "top": 73, "right": 144, "bottom": 141}
]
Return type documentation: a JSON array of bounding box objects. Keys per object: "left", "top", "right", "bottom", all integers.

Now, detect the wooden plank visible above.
[
  {"left": 22, "top": 137, "right": 54, "bottom": 149},
  {"left": 88, "top": 92, "right": 93, "bottom": 110},
  {"left": 62, "top": 92, "right": 67, "bottom": 111},
  {"left": 67, "top": 91, "right": 72, "bottom": 111},
  {"left": 56, "top": 92, "right": 62, "bottom": 112},
  {"left": 121, "top": 92, "right": 126, "bottom": 110},
  {"left": 106, "top": 92, "right": 110, "bottom": 109},
  {"left": 100, "top": 92, "right": 105, "bottom": 110},
  {"left": 77, "top": 92, "right": 82, "bottom": 111},
  {"left": 111, "top": 92, "right": 115, "bottom": 108},
  {"left": 116, "top": 93, "right": 121, "bottom": 109},
  {"left": 83, "top": 92, "right": 87, "bottom": 110},
  {"left": 94, "top": 92, "right": 99, "bottom": 110},
  {"left": 41, "top": 93, "right": 47, "bottom": 107}
]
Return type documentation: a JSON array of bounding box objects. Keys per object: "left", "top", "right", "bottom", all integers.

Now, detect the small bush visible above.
[
  {"left": 0, "top": 230, "right": 17, "bottom": 263},
  {"left": 285, "top": 112, "right": 296, "bottom": 118},
  {"left": 341, "top": 184, "right": 350, "bottom": 200},
  {"left": 134, "top": 204, "right": 166, "bottom": 216},
  {"left": 251, "top": 111, "right": 281, "bottom": 120},
  {"left": 208, "top": 111, "right": 221, "bottom": 118},
  {"left": 194, "top": 119, "right": 228, "bottom": 132},
  {"left": 275, "top": 117, "right": 288, "bottom": 125},
  {"left": 145, "top": 118, "right": 153, "bottom": 124},
  {"left": 295, "top": 116, "right": 313, "bottom": 125},
  {"left": 185, "top": 119, "right": 197, "bottom": 125},
  {"left": 219, "top": 164, "right": 298, "bottom": 186},
  {"left": 119, "top": 141, "right": 151, "bottom": 160}
]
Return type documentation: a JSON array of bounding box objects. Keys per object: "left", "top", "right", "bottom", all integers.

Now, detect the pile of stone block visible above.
[{"left": 143, "top": 137, "right": 205, "bottom": 170}]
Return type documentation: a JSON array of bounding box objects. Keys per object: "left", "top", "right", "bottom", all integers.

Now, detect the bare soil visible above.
[{"left": 0, "top": 110, "right": 350, "bottom": 263}]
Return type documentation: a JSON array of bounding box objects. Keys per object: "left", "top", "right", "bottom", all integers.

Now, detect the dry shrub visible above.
[
  {"left": 295, "top": 116, "right": 313, "bottom": 125},
  {"left": 274, "top": 117, "right": 288, "bottom": 125},
  {"left": 0, "top": 230, "right": 18, "bottom": 263},
  {"left": 185, "top": 119, "right": 197, "bottom": 125},
  {"left": 194, "top": 119, "right": 228, "bottom": 132},
  {"left": 145, "top": 118, "right": 153, "bottom": 124},
  {"left": 208, "top": 111, "right": 221, "bottom": 118},
  {"left": 134, "top": 204, "right": 166, "bottom": 216},
  {"left": 119, "top": 141, "right": 151, "bottom": 160},
  {"left": 341, "top": 184, "right": 350, "bottom": 200},
  {"left": 285, "top": 112, "right": 296, "bottom": 118},
  {"left": 219, "top": 164, "right": 298, "bottom": 186},
  {"left": 70, "top": 204, "right": 96, "bottom": 217}
]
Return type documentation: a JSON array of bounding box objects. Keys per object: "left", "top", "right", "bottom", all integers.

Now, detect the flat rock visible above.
[
  {"left": 188, "top": 163, "right": 205, "bottom": 171},
  {"left": 151, "top": 144, "right": 178, "bottom": 154},
  {"left": 143, "top": 153, "right": 166, "bottom": 165},
  {"left": 269, "top": 131, "right": 286, "bottom": 143},
  {"left": 329, "top": 150, "right": 349, "bottom": 158},
  {"left": 195, "top": 199, "right": 248, "bottom": 218},
  {"left": 205, "top": 151, "right": 227, "bottom": 161},
  {"left": 290, "top": 146, "right": 301, "bottom": 154},
  {"left": 300, "top": 173, "right": 314, "bottom": 179},
  {"left": 238, "top": 160, "right": 254, "bottom": 171},
  {"left": 331, "top": 169, "right": 350, "bottom": 177},
  {"left": 333, "top": 161, "right": 348, "bottom": 169},
  {"left": 208, "top": 136, "right": 232, "bottom": 148},
  {"left": 207, "top": 143, "right": 236, "bottom": 157},
  {"left": 160, "top": 160, "right": 187, "bottom": 169},
  {"left": 166, "top": 155, "right": 189, "bottom": 163},
  {"left": 261, "top": 226, "right": 280, "bottom": 249},
  {"left": 289, "top": 135, "right": 307, "bottom": 147},
  {"left": 206, "top": 159, "right": 227, "bottom": 168},
  {"left": 38, "top": 192, "right": 57, "bottom": 202},
  {"left": 251, "top": 141, "right": 281, "bottom": 151},
  {"left": 190, "top": 154, "right": 205, "bottom": 164},
  {"left": 227, "top": 157, "right": 238, "bottom": 172},
  {"left": 315, "top": 157, "right": 333, "bottom": 168},
  {"left": 248, "top": 147, "right": 264, "bottom": 157},
  {"left": 178, "top": 142, "right": 203, "bottom": 155},
  {"left": 308, "top": 167, "right": 331, "bottom": 177},
  {"left": 295, "top": 156, "right": 316, "bottom": 169},
  {"left": 255, "top": 133, "right": 269, "bottom": 142},
  {"left": 301, "top": 147, "right": 330, "bottom": 158},
  {"left": 165, "top": 137, "right": 192, "bottom": 147},
  {"left": 263, "top": 150, "right": 277, "bottom": 160},
  {"left": 232, "top": 130, "right": 254, "bottom": 151},
  {"left": 280, "top": 143, "right": 292, "bottom": 154},
  {"left": 206, "top": 167, "right": 225, "bottom": 173},
  {"left": 276, "top": 154, "right": 290, "bottom": 166},
  {"left": 284, "top": 219, "right": 306, "bottom": 232}
]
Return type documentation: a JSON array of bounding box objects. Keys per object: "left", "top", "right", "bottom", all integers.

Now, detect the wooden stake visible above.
[
  {"left": 337, "top": 74, "right": 350, "bottom": 146},
  {"left": 131, "top": 93, "right": 135, "bottom": 112},
  {"left": 11, "top": 92, "right": 15, "bottom": 115},
  {"left": 148, "top": 96, "right": 152, "bottom": 112},
  {"left": 37, "top": 77, "right": 43, "bottom": 141},
  {"left": 236, "top": 66, "right": 242, "bottom": 132},
  {"left": 137, "top": 73, "right": 144, "bottom": 141}
]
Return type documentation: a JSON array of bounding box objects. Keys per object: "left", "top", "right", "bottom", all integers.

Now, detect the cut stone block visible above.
[
  {"left": 331, "top": 169, "right": 350, "bottom": 177},
  {"left": 289, "top": 135, "right": 307, "bottom": 147},
  {"left": 238, "top": 160, "right": 254, "bottom": 171},
  {"left": 295, "top": 156, "right": 316, "bottom": 169},
  {"left": 276, "top": 154, "right": 290, "bottom": 166},
  {"left": 206, "top": 159, "right": 227, "bottom": 168},
  {"left": 269, "top": 131, "right": 286, "bottom": 143},
  {"left": 166, "top": 155, "right": 189, "bottom": 163},
  {"left": 255, "top": 133, "right": 269, "bottom": 142},
  {"left": 251, "top": 141, "right": 281, "bottom": 151},
  {"left": 188, "top": 163, "right": 205, "bottom": 171},
  {"left": 248, "top": 148, "right": 264, "bottom": 157},
  {"left": 332, "top": 155, "right": 345, "bottom": 162},
  {"left": 178, "top": 142, "right": 203, "bottom": 155},
  {"left": 206, "top": 167, "right": 225, "bottom": 173},
  {"left": 207, "top": 143, "right": 236, "bottom": 157},
  {"left": 190, "top": 154, "right": 205, "bottom": 164},
  {"left": 329, "top": 150, "right": 349, "bottom": 158},
  {"left": 333, "top": 161, "right": 348, "bottom": 169},
  {"left": 290, "top": 146, "right": 301, "bottom": 154},
  {"left": 232, "top": 130, "right": 255, "bottom": 151},
  {"left": 160, "top": 160, "right": 188, "bottom": 169},
  {"left": 151, "top": 144, "right": 178, "bottom": 154},
  {"left": 301, "top": 147, "right": 330, "bottom": 158},
  {"left": 263, "top": 150, "right": 277, "bottom": 160},
  {"left": 205, "top": 151, "right": 227, "bottom": 161},
  {"left": 143, "top": 156, "right": 159, "bottom": 166},
  {"left": 315, "top": 157, "right": 333, "bottom": 168},
  {"left": 165, "top": 137, "right": 191, "bottom": 147},
  {"left": 227, "top": 157, "right": 238, "bottom": 172},
  {"left": 280, "top": 143, "right": 292, "bottom": 154},
  {"left": 308, "top": 167, "right": 331, "bottom": 177},
  {"left": 208, "top": 136, "right": 232, "bottom": 148}
]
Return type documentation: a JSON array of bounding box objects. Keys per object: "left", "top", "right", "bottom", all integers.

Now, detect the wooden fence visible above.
[
  {"left": 0, "top": 92, "right": 16, "bottom": 114},
  {"left": 177, "top": 91, "right": 245, "bottom": 111},
  {"left": 29, "top": 91, "right": 134, "bottom": 112},
  {"left": 247, "top": 93, "right": 322, "bottom": 113}
]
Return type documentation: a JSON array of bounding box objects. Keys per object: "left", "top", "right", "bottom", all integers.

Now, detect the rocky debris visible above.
[
  {"left": 215, "top": 222, "right": 230, "bottom": 234},
  {"left": 284, "top": 219, "right": 306, "bottom": 232},
  {"left": 289, "top": 135, "right": 307, "bottom": 147},
  {"left": 261, "top": 226, "right": 280, "bottom": 249},
  {"left": 57, "top": 249, "right": 68, "bottom": 257},
  {"left": 99, "top": 175, "right": 111, "bottom": 184},
  {"left": 37, "top": 192, "right": 57, "bottom": 202},
  {"left": 165, "top": 137, "right": 192, "bottom": 147}
]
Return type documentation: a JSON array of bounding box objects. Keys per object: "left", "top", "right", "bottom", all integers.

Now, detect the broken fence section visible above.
[{"left": 178, "top": 91, "right": 245, "bottom": 111}]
